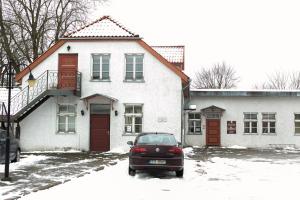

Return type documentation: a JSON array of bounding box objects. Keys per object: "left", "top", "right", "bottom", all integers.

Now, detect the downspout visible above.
[{"left": 181, "top": 79, "right": 191, "bottom": 147}]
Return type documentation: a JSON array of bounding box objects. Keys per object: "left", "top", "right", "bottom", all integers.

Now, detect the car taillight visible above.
[
  {"left": 131, "top": 147, "right": 147, "bottom": 153},
  {"left": 168, "top": 147, "right": 183, "bottom": 154}
]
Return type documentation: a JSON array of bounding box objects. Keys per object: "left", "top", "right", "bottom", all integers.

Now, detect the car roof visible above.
[{"left": 137, "top": 132, "right": 174, "bottom": 136}]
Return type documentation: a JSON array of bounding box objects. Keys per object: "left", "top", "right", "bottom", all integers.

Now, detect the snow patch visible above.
[
  {"left": 226, "top": 145, "right": 247, "bottom": 149},
  {"left": 107, "top": 147, "right": 128, "bottom": 154}
]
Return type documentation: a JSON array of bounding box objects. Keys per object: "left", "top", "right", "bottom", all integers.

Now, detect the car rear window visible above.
[{"left": 136, "top": 134, "right": 177, "bottom": 145}]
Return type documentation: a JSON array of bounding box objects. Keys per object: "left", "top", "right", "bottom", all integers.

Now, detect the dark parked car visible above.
[
  {"left": 127, "top": 132, "right": 184, "bottom": 177},
  {"left": 0, "top": 128, "right": 21, "bottom": 164}
]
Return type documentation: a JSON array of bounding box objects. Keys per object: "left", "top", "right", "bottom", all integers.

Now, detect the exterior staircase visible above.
[{"left": 0, "top": 70, "right": 81, "bottom": 122}]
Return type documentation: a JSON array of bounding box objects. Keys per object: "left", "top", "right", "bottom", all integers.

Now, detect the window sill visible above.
[
  {"left": 262, "top": 133, "right": 277, "bottom": 136},
  {"left": 56, "top": 132, "right": 76, "bottom": 135},
  {"left": 122, "top": 133, "right": 139, "bottom": 136},
  {"left": 243, "top": 133, "right": 259, "bottom": 135},
  {"left": 294, "top": 133, "right": 300, "bottom": 136},
  {"left": 123, "top": 79, "right": 145, "bottom": 83},
  {"left": 186, "top": 133, "right": 202, "bottom": 135},
  {"left": 90, "top": 79, "right": 111, "bottom": 82}
]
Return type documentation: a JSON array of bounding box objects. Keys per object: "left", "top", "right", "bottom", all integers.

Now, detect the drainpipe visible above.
[{"left": 181, "top": 79, "right": 191, "bottom": 147}]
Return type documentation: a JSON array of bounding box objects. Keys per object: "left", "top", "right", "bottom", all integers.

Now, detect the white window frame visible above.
[
  {"left": 243, "top": 112, "right": 258, "bottom": 134},
  {"left": 57, "top": 104, "right": 76, "bottom": 133},
  {"left": 262, "top": 112, "right": 276, "bottom": 134},
  {"left": 91, "top": 54, "right": 110, "bottom": 80},
  {"left": 294, "top": 113, "right": 300, "bottom": 135},
  {"left": 125, "top": 54, "right": 144, "bottom": 81},
  {"left": 124, "top": 104, "right": 143, "bottom": 134},
  {"left": 188, "top": 113, "right": 201, "bottom": 135}
]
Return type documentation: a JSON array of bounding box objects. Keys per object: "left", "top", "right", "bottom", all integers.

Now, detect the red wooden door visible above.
[
  {"left": 90, "top": 114, "right": 110, "bottom": 152},
  {"left": 206, "top": 119, "right": 221, "bottom": 146},
  {"left": 58, "top": 54, "right": 78, "bottom": 89}
]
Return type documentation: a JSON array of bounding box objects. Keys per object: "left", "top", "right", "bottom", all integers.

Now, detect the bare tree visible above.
[
  {"left": 255, "top": 71, "right": 300, "bottom": 90},
  {"left": 0, "top": 0, "right": 106, "bottom": 74},
  {"left": 193, "top": 62, "right": 239, "bottom": 89}
]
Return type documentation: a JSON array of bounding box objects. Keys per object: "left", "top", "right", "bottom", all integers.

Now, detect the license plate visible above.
[{"left": 149, "top": 160, "right": 166, "bottom": 165}]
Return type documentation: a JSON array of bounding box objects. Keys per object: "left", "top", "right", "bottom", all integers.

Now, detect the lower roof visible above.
[{"left": 191, "top": 89, "right": 300, "bottom": 97}]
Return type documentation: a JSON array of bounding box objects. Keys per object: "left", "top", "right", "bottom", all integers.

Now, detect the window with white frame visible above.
[
  {"left": 125, "top": 54, "right": 144, "bottom": 81},
  {"left": 91, "top": 54, "right": 110, "bottom": 80},
  {"left": 295, "top": 113, "right": 300, "bottom": 134},
  {"left": 262, "top": 113, "right": 276, "bottom": 134},
  {"left": 124, "top": 105, "right": 143, "bottom": 134},
  {"left": 244, "top": 113, "right": 258, "bottom": 134},
  {"left": 188, "top": 113, "right": 201, "bottom": 134},
  {"left": 57, "top": 105, "right": 76, "bottom": 133}
]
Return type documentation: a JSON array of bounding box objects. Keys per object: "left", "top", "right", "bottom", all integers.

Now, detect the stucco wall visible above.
[
  {"left": 19, "top": 40, "right": 182, "bottom": 151},
  {"left": 185, "top": 96, "right": 300, "bottom": 148}
]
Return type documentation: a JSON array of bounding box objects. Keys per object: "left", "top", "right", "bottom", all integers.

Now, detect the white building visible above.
[
  {"left": 185, "top": 89, "right": 300, "bottom": 148},
  {"left": 12, "top": 16, "right": 189, "bottom": 152}
]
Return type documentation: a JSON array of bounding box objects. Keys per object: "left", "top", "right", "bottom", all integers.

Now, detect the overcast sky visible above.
[{"left": 92, "top": 0, "right": 300, "bottom": 89}]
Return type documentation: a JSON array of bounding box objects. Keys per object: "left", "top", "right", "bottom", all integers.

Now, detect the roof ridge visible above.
[
  {"left": 151, "top": 45, "right": 184, "bottom": 48},
  {"left": 64, "top": 15, "right": 139, "bottom": 38}
]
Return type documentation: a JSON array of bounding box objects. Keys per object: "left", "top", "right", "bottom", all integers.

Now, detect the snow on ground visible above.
[
  {"left": 226, "top": 145, "right": 247, "bottom": 149},
  {"left": 0, "top": 155, "right": 49, "bottom": 172},
  {"left": 19, "top": 154, "right": 300, "bottom": 200}
]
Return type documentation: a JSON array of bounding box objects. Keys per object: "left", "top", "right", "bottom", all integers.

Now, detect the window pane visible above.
[
  {"left": 102, "top": 64, "right": 109, "bottom": 72},
  {"left": 102, "top": 72, "right": 109, "bottom": 79},
  {"left": 59, "top": 116, "right": 66, "bottom": 124},
  {"left": 93, "top": 72, "right": 100, "bottom": 79},
  {"left": 269, "top": 114, "right": 276, "bottom": 120},
  {"left": 251, "top": 122, "right": 257, "bottom": 128},
  {"left": 270, "top": 122, "right": 276, "bottom": 128},
  {"left": 244, "top": 114, "right": 250, "bottom": 120},
  {"left": 244, "top": 128, "right": 250, "bottom": 133},
  {"left": 102, "top": 55, "right": 110, "bottom": 64},
  {"left": 252, "top": 128, "right": 257, "bottom": 133},
  {"left": 295, "top": 127, "right": 300, "bottom": 133},
  {"left": 136, "top": 63, "right": 143, "bottom": 72},
  {"left": 126, "top": 72, "right": 133, "bottom": 80},
  {"left": 68, "top": 122, "right": 75, "bottom": 132},
  {"left": 68, "top": 105, "right": 76, "bottom": 113},
  {"left": 92, "top": 55, "right": 100, "bottom": 64},
  {"left": 126, "top": 55, "right": 134, "bottom": 63},
  {"left": 125, "top": 106, "right": 133, "bottom": 114},
  {"left": 68, "top": 116, "right": 75, "bottom": 124},
  {"left": 295, "top": 114, "right": 300, "bottom": 120},
  {"left": 244, "top": 121, "right": 250, "bottom": 128},
  {"left": 262, "top": 121, "right": 268, "bottom": 128},
  {"left": 93, "top": 64, "right": 100, "bottom": 72},
  {"left": 263, "top": 128, "right": 268, "bottom": 133},
  {"left": 135, "top": 125, "right": 142, "bottom": 133},
  {"left": 134, "top": 106, "right": 142, "bottom": 114},
  {"left": 188, "top": 114, "right": 195, "bottom": 119},
  {"left": 262, "top": 114, "right": 268, "bottom": 120},
  {"left": 295, "top": 122, "right": 300, "bottom": 128},
  {"left": 135, "top": 55, "right": 143, "bottom": 64},
  {"left": 59, "top": 105, "right": 68, "bottom": 113},
  {"left": 270, "top": 128, "right": 276, "bottom": 133},
  {"left": 135, "top": 72, "right": 143, "bottom": 80},
  {"left": 195, "top": 113, "right": 201, "bottom": 119},
  {"left": 126, "top": 63, "right": 133, "bottom": 72},
  {"left": 58, "top": 123, "right": 66, "bottom": 132},
  {"left": 135, "top": 117, "right": 142, "bottom": 124}
]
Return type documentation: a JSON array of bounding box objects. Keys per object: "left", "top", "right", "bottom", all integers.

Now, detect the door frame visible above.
[{"left": 206, "top": 119, "right": 221, "bottom": 146}]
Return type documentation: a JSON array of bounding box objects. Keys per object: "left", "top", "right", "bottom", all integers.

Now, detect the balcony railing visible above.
[{"left": 9, "top": 70, "right": 81, "bottom": 116}]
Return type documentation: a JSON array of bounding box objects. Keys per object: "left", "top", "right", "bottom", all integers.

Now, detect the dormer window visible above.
[
  {"left": 91, "top": 54, "right": 110, "bottom": 80},
  {"left": 125, "top": 54, "right": 144, "bottom": 81}
]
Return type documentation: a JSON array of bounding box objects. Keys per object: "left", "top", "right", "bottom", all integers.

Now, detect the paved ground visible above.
[
  {"left": 0, "top": 152, "right": 127, "bottom": 200},
  {"left": 2, "top": 147, "right": 300, "bottom": 200}
]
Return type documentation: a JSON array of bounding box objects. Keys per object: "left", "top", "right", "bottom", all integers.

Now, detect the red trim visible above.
[
  {"left": 137, "top": 40, "right": 189, "bottom": 84},
  {"left": 15, "top": 40, "right": 66, "bottom": 82}
]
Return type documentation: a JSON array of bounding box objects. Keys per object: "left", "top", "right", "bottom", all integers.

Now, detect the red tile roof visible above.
[
  {"left": 64, "top": 16, "right": 140, "bottom": 38},
  {"left": 151, "top": 46, "right": 184, "bottom": 70}
]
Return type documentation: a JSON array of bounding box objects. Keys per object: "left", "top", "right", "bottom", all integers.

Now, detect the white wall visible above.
[
  {"left": 19, "top": 40, "right": 182, "bottom": 151},
  {"left": 185, "top": 96, "right": 300, "bottom": 148}
]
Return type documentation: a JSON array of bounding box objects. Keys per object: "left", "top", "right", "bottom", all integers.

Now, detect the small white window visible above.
[
  {"left": 188, "top": 113, "right": 201, "bottom": 134},
  {"left": 295, "top": 113, "right": 300, "bottom": 134},
  {"left": 262, "top": 113, "right": 276, "bottom": 134},
  {"left": 124, "top": 104, "right": 143, "bottom": 134},
  {"left": 91, "top": 54, "right": 110, "bottom": 80},
  {"left": 125, "top": 54, "right": 144, "bottom": 81},
  {"left": 244, "top": 113, "right": 258, "bottom": 134},
  {"left": 57, "top": 105, "right": 76, "bottom": 133}
]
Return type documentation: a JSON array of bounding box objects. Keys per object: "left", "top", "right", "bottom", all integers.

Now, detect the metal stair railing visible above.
[{"left": 9, "top": 70, "right": 81, "bottom": 116}]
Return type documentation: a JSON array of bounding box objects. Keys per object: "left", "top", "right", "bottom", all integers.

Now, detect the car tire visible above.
[
  {"left": 176, "top": 169, "right": 184, "bottom": 177},
  {"left": 128, "top": 167, "right": 136, "bottom": 176},
  {"left": 12, "top": 149, "right": 20, "bottom": 163}
]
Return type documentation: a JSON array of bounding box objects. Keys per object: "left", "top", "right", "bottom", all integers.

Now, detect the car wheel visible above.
[
  {"left": 12, "top": 149, "right": 21, "bottom": 163},
  {"left": 176, "top": 169, "right": 184, "bottom": 177},
  {"left": 128, "top": 167, "right": 136, "bottom": 176}
]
